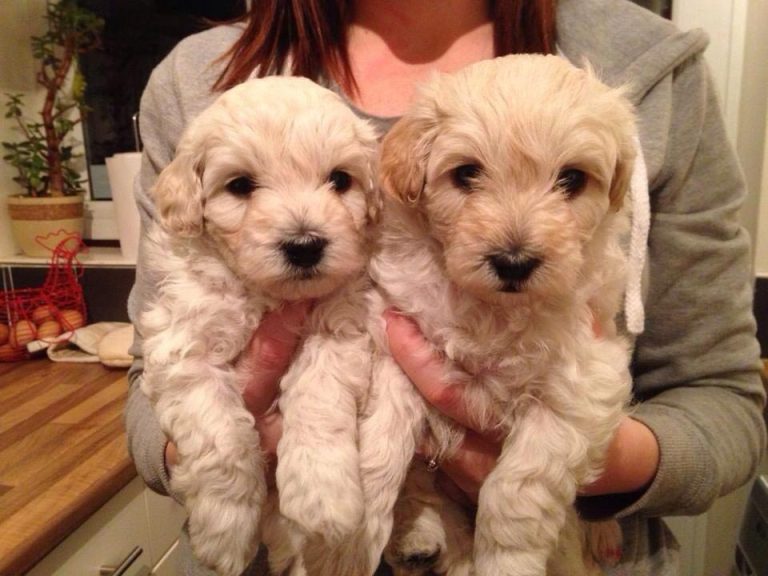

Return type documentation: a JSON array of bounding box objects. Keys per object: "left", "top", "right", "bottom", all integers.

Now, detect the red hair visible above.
[{"left": 213, "top": 0, "right": 556, "bottom": 93}]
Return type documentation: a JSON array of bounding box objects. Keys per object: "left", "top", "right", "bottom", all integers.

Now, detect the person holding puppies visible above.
[{"left": 126, "top": 0, "right": 766, "bottom": 574}]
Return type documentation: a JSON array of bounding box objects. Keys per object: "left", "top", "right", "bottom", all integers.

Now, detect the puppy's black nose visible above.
[
  {"left": 281, "top": 236, "right": 328, "bottom": 269},
  {"left": 488, "top": 251, "right": 541, "bottom": 289}
]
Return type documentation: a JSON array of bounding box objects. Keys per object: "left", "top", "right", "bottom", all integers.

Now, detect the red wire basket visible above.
[{"left": 0, "top": 234, "right": 88, "bottom": 361}]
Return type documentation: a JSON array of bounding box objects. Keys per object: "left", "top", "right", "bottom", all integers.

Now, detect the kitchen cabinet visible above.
[{"left": 25, "top": 478, "right": 186, "bottom": 576}]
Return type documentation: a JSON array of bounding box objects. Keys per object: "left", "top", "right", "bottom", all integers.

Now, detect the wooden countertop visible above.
[{"left": 0, "top": 360, "right": 136, "bottom": 576}]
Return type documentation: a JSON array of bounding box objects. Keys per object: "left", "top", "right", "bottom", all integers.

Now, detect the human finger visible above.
[
  {"left": 164, "top": 441, "right": 178, "bottom": 473},
  {"left": 384, "top": 309, "right": 479, "bottom": 432},
  {"left": 240, "top": 300, "right": 313, "bottom": 416}
]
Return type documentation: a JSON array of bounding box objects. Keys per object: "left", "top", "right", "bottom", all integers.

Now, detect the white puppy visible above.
[
  {"left": 360, "top": 54, "right": 636, "bottom": 576},
  {"left": 138, "top": 77, "right": 379, "bottom": 576}
]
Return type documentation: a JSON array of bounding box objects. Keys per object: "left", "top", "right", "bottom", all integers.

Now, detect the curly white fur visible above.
[
  {"left": 358, "top": 55, "right": 637, "bottom": 576},
  {"left": 138, "top": 77, "right": 379, "bottom": 576}
]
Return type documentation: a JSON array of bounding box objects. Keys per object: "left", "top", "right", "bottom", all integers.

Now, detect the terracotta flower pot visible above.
[{"left": 6, "top": 194, "right": 85, "bottom": 257}]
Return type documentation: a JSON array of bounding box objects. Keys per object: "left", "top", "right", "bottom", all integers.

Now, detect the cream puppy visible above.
[
  {"left": 360, "top": 54, "right": 636, "bottom": 576},
  {"left": 138, "top": 77, "right": 378, "bottom": 576}
]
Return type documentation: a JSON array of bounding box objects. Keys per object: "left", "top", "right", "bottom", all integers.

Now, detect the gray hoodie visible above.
[{"left": 125, "top": 0, "right": 767, "bottom": 574}]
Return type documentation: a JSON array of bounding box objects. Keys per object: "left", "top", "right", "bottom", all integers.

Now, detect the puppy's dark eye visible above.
[
  {"left": 226, "top": 176, "right": 256, "bottom": 197},
  {"left": 556, "top": 168, "right": 587, "bottom": 198},
  {"left": 451, "top": 163, "right": 482, "bottom": 192},
  {"left": 329, "top": 170, "right": 353, "bottom": 194}
]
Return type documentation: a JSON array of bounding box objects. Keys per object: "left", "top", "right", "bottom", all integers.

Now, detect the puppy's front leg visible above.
[
  {"left": 298, "top": 354, "right": 426, "bottom": 576},
  {"left": 473, "top": 403, "right": 583, "bottom": 576},
  {"left": 148, "top": 364, "right": 265, "bottom": 576},
  {"left": 356, "top": 353, "right": 427, "bottom": 574},
  {"left": 277, "top": 332, "right": 370, "bottom": 542}
]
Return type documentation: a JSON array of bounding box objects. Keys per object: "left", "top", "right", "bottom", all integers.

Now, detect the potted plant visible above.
[{"left": 2, "top": 0, "right": 103, "bottom": 257}]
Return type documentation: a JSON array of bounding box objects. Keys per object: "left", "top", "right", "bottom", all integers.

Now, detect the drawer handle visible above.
[{"left": 99, "top": 546, "right": 143, "bottom": 576}]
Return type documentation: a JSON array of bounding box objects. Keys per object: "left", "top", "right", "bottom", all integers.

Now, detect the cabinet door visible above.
[
  {"left": 143, "top": 487, "right": 187, "bottom": 567},
  {"left": 27, "top": 478, "right": 152, "bottom": 576}
]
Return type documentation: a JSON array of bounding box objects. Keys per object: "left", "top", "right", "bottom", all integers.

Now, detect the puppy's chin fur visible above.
[
  {"left": 355, "top": 54, "right": 635, "bottom": 576},
  {"left": 266, "top": 278, "right": 339, "bottom": 301},
  {"left": 140, "top": 76, "right": 379, "bottom": 576}
]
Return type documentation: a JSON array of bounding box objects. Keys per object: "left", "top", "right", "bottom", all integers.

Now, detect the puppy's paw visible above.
[
  {"left": 187, "top": 495, "right": 263, "bottom": 576},
  {"left": 278, "top": 447, "right": 364, "bottom": 542},
  {"left": 584, "top": 519, "right": 623, "bottom": 567},
  {"left": 278, "top": 480, "right": 364, "bottom": 543}
]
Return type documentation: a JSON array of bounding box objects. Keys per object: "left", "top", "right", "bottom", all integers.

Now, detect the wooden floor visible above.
[{"left": 0, "top": 359, "right": 136, "bottom": 575}]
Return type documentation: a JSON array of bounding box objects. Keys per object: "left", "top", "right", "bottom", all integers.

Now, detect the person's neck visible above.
[
  {"left": 350, "top": 0, "right": 492, "bottom": 63},
  {"left": 344, "top": 0, "right": 494, "bottom": 117}
]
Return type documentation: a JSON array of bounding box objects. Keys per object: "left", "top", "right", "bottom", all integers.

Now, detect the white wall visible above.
[
  {"left": 733, "top": 0, "right": 768, "bottom": 276},
  {"left": 674, "top": 0, "right": 768, "bottom": 272},
  {"left": 755, "top": 111, "right": 768, "bottom": 275},
  {"left": 672, "top": 0, "right": 737, "bottom": 123}
]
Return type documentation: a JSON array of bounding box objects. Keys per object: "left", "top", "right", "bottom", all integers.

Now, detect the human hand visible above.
[
  {"left": 383, "top": 309, "right": 660, "bottom": 504},
  {"left": 164, "top": 300, "right": 312, "bottom": 478}
]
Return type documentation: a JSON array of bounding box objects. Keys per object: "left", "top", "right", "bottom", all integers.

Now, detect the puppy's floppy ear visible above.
[
  {"left": 580, "top": 66, "right": 637, "bottom": 212},
  {"left": 366, "top": 171, "right": 383, "bottom": 225},
  {"left": 609, "top": 135, "right": 635, "bottom": 212},
  {"left": 380, "top": 114, "right": 433, "bottom": 205},
  {"left": 151, "top": 149, "right": 205, "bottom": 237},
  {"left": 606, "top": 88, "right": 637, "bottom": 212}
]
